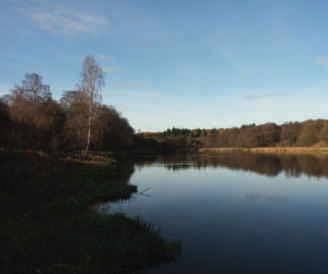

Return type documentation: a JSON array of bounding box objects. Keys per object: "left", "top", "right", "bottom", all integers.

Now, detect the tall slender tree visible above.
[{"left": 78, "top": 55, "right": 104, "bottom": 158}]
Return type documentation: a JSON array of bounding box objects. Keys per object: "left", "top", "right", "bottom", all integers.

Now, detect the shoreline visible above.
[
  {"left": 0, "top": 151, "right": 180, "bottom": 274},
  {"left": 199, "top": 147, "right": 328, "bottom": 154}
]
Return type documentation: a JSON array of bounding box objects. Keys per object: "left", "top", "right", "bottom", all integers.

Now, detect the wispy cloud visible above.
[
  {"left": 315, "top": 56, "right": 328, "bottom": 66},
  {"left": 244, "top": 93, "right": 283, "bottom": 101},
  {"left": 28, "top": 8, "right": 109, "bottom": 37},
  {"left": 103, "top": 66, "right": 120, "bottom": 72}
]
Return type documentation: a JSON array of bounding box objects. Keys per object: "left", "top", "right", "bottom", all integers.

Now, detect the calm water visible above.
[{"left": 97, "top": 153, "right": 328, "bottom": 274}]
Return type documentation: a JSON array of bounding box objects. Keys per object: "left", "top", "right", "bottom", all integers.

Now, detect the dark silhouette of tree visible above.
[
  {"left": 0, "top": 101, "right": 12, "bottom": 146},
  {"left": 241, "top": 123, "right": 256, "bottom": 129},
  {"left": 93, "top": 105, "right": 134, "bottom": 151},
  {"left": 60, "top": 90, "right": 89, "bottom": 153}
]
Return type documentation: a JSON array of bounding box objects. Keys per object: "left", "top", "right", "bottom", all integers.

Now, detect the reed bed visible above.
[{"left": 199, "top": 147, "right": 328, "bottom": 154}]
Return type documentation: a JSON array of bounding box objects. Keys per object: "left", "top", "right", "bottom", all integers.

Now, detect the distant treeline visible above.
[
  {"left": 2, "top": 71, "right": 328, "bottom": 153},
  {"left": 0, "top": 72, "right": 134, "bottom": 153},
  {"left": 142, "top": 123, "right": 257, "bottom": 138},
  {"left": 140, "top": 120, "right": 328, "bottom": 148}
]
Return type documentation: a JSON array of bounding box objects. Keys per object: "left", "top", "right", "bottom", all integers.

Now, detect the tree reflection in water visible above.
[{"left": 134, "top": 152, "right": 328, "bottom": 179}]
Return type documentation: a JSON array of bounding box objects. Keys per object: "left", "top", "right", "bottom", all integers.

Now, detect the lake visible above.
[{"left": 97, "top": 152, "right": 328, "bottom": 274}]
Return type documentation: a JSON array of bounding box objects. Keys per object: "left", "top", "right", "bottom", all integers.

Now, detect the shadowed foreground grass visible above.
[{"left": 0, "top": 151, "right": 180, "bottom": 274}]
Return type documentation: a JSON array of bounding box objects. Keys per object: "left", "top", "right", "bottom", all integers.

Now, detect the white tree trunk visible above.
[{"left": 85, "top": 99, "right": 93, "bottom": 158}]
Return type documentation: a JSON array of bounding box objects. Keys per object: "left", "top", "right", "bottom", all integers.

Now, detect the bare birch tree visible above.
[{"left": 78, "top": 55, "right": 104, "bottom": 158}]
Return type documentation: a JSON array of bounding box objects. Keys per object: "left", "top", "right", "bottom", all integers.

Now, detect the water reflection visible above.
[
  {"left": 116, "top": 158, "right": 135, "bottom": 181},
  {"left": 98, "top": 152, "right": 328, "bottom": 274},
  {"left": 135, "top": 152, "right": 328, "bottom": 178}
]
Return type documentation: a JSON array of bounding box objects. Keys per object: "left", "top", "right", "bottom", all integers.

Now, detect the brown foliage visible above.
[
  {"left": 173, "top": 120, "right": 328, "bottom": 149},
  {"left": 297, "top": 120, "right": 324, "bottom": 146},
  {"left": 6, "top": 73, "right": 63, "bottom": 150},
  {"left": 0, "top": 58, "right": 134, "bottom": 154},
  {"left": 280, "top": 122, "right": 302, "bottom": 146},
  {"left": 60, "top": 90, "right": 89, "bottom": 151},
  {"left": 60, "top": 92, "right": 134, "bottom": 152}
]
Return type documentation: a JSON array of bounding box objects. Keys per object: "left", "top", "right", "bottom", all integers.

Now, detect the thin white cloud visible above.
[
  {"left": 28, "top": 8, "right": 109, "bottom": 36},
  {"left": 244, "top": 93, "right": 283, "bottom": 101},
  {"left": 103, "top": 66, "right": 120, "bottom": 72}
]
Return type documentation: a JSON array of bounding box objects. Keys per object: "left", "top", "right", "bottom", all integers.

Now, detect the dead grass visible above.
[{"left": 199, "top": 147, "right": 328, "bottom": 154}]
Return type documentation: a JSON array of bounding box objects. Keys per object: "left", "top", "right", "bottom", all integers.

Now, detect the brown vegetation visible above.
[
  {"left": 150, "top": 120, "right": 328, "bottom": 151},
  {"left": 0, "top": 56, "right": 134, "bottom": 155},
  {"left": 199, "top": 147, "right": 328, "bottom": 154}
]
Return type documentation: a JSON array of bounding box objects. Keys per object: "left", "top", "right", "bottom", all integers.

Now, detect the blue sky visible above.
[{"left": 1, "top": 0, "right": 328, "bottom": 131}]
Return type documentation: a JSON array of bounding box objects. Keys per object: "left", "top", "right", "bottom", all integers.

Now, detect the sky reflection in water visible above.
[{"left": 97, "top": 153, "right": 328, "bottom": 274}]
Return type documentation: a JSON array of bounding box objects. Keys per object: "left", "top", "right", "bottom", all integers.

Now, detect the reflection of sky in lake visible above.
[{"left": 97, "top": 156, "right": 328, "bottom": 274}]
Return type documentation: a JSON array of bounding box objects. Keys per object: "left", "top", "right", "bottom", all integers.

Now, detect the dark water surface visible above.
[{"left": 97, "top": 153, "right": 328, "bottom": 274}]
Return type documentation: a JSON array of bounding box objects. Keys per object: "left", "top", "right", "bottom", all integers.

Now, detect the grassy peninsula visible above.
[{"left": 0, "top": 151, "right": 180, "bottom": 274}]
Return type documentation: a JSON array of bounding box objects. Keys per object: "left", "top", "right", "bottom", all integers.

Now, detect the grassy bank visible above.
[
  {"left": 0, "top": 151, "right": 180, "bottom": 274},
  {"left": 199, "top": 147, "right": 328, "bottom": 154}
]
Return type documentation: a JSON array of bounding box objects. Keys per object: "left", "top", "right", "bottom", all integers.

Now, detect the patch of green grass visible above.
[
  {"left": 0, "top": 152, "right": 180, "bottom": 274},
  {"left": 310, "top": 149, "right": 328, "bottom": 153}
]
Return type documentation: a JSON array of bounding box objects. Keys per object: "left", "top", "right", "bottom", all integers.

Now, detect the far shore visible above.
[{"left": 199, "top": 147, "right": 328, "bottom": 154}]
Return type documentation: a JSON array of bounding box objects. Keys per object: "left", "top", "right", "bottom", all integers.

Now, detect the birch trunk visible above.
[{"left": 85, "top": 100, "right": 93, "bottom": 158}]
